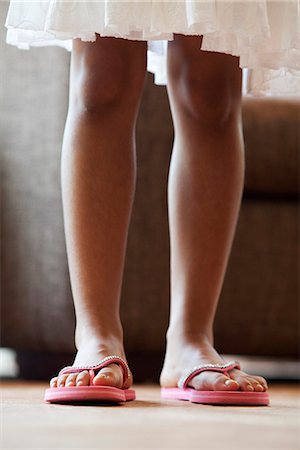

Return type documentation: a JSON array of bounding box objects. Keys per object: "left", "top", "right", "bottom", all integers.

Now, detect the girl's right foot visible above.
[{"left": 48, "top": 336, "right": 133, "bottom": 390}]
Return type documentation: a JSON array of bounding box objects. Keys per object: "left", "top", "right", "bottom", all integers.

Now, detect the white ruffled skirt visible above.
[{"left": 4, "top": 0, "right": 300, "bottom": 97}]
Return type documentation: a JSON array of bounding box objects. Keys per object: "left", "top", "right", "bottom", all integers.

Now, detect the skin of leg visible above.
[
  {"left": 160, "top": 34, "right": 268, "bottom": 392},
  {"left": 50, "top": 34, "right": 147, "bottom": 389}
]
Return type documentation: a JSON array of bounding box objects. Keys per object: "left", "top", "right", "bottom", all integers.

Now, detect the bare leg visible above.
[
  {"left": 49, "top": 35, "right": 147, "bottom": 389},
  {"left": 160, "top": 34, "right": 268, "bottom": 392}
]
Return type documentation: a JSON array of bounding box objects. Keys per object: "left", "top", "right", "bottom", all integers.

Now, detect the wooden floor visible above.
[{"left": 1, "top": 381, "right": 299, "bottom": 449}]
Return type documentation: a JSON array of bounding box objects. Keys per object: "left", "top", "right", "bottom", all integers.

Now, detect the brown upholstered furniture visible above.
[{"left": 1, "top": 3, "right": 299, "bottom": 380}]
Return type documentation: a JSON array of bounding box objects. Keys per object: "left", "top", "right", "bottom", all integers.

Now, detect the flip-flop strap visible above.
[
  {"left": 177, "top": 360, "right": 241, "bottom": 389},
  {"left": 58, "top": 355, "right": 131, "bottom": 387}
]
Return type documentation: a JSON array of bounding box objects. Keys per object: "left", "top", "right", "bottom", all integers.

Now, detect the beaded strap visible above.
[
  {"left": 58, "top": 355, "right": 131, "bottom": 385},
  {"left": 177, "top": 360, "right": 240, "bottom": 389}
]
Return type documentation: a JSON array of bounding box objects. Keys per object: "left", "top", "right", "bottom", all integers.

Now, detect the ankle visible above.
[
  {"left": 166, "top": 326, "right": 214, "bottom": 348},
  {"left": 75, "top": 323, "right": 124, "bottom": 352}
]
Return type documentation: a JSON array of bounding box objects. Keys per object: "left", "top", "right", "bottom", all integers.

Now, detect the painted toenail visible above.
[
  {"left": 246, "top": 384, "right": 254, "bottom": 391},
  {"left": 225, "top": 379, "right": 238, "bottom": 386}
]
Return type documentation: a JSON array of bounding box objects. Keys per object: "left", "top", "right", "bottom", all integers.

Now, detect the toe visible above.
[
  {"left": 213, "top": 374, "right": 240, "bottom": 391},
  {"left": 49, "top": 377, "right": 58, "bottom": 388},
  {"left": 93, "top": 363, "right": 123, "bottom": 388},
  {"left": 247, "top": 377, "right": 265, "bottom": 392},
  {"left": 75, "top": 370, "right": 90, "bottom": 386},
  {"left": 233, "top": 376, "right": 255, "bottom": 391},
  {"left": 252, "top": 375, "right": 268, "bottom": 391},
  {"left": 189, "top": 371, "right": 240, "bottom": 391},
  {"left": 230, "top": 369, "right": 267, "bottom": 392},
  {"left": 57, "top": 374, "right": 69, "bottom": 387},
  {"left": 65, "top": 373, "right": 78, "bottom": 387},
  {"left": 231, "top": 375, "right": 264, "bottom": 392}
]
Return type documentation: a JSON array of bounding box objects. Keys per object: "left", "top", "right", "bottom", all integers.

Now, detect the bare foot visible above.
[
  {"left": 49, "top": 336, "right": 132, "bottom": 390},
  {"left": 160, "top": 335, "right": 268, "bottom": 392}
]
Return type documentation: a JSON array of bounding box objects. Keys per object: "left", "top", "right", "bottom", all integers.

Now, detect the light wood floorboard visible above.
[{"left": 1, "top": 381, "right": 299, "bottom": 449}]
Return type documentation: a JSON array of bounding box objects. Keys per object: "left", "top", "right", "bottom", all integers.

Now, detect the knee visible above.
[
  {"left": 171, "top": 61, "right": 242, "bottom": 131},
  {"left": 71, "top": 50, "right": 146, "bottom": 116}
]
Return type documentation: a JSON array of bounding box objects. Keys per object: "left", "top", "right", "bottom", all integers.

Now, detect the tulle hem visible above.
[{"left": 4, "top": 0, "right": 300, "bottom": 97}]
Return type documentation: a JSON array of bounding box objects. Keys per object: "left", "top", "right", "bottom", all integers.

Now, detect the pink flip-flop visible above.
[
  {"left": 161, "top": 360, "right": 269, "bottom": 406},
  {"left": 44, "top": 355, "right": 136, "bottom": 404}
]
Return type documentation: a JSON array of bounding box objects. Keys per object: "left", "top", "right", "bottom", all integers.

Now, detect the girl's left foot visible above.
[{"left": 160, "top": 335, "right": 268, "bottom": 392}]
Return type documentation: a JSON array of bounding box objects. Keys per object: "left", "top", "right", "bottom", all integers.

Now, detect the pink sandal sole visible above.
[
  {"left": 161, "top": 360, "right": 270, "bottom": 406},
  {"left": 44, "top": 385, "right": 135, "bottom": 403},
  {"left": 161, "top": 387, "right": 269, "bottom": 405},
  {"left": 44, "top": 355, "right": 135, "bottom": 404}
]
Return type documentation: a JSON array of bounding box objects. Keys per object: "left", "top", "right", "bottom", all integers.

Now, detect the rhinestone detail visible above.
[
  {"left": 177, "top": 360, "right": 240, "bottom": 389},
  {"left": 58, "top": 355, "right": 131, "bottom": 379}
]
